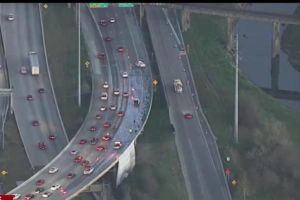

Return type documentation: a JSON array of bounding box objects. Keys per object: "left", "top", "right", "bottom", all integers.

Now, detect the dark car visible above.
[
  {"left": 38, "top": 142, "right": 47, "bottom": 150},
  {"left": 95, "top": 114, "right": 102, "bottom": 120},
  {"left": 117, "top": 111, "right": 124, "bottom": 117},
  {"left": 35, "top": 179, "right": 45, "bottom": 186},
  {"left": 90, "top": 138, "right": 99, "bottom": 145},
  {"left": 104, "top": 36, "right": 112, "bottom": 42},
  {"left": 24, "top": 194, "right": 34, "bottom": 200},
  {"left": 32, "top": 120, "right": 40, "bottom": 127},
  {"left": 89, "top": 126, "right": 97, "bottom": 132},
  {"left": 81, "top": 160, "right": 90, "bottom": 167},
  {"left": 34, "top": 187, "right": 45, "bottom": 194},
  {"left": 38, "top": 88, "right": 45, "bottom": 93},
  {"left": 27, "top": 95, "right": 33, "bottom": 101},
  {"left": 97, "top": 52, "right": 106, "bottom": 60},
  {"left": 184, "top": 113, "right": 193, "bottom": 119},
  {"left": 67, "top": 173, "right": 76, "bottom": 179},
  {"left": 98, "top": 19, "right": 108, "bottom": 26}
]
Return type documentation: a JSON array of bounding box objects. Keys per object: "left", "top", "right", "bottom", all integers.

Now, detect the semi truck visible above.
[
  {"left": 29, "top": 51, "right": 39, "bottom": 75},
  {"left": 174, "top": 79, "right": 183, "bottom": 93}
]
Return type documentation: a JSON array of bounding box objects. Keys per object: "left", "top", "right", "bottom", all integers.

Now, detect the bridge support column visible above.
[
  {"left": 139, "top": 6, "right": 144, "bottom": 26},
  {"left": 181, "top": 9, "right": 190, "bottom": 32},
  {"left": 271, "top": 21, "right": 281, "bottom": 91},
  {"left": 116, "top": 141, "right": 136, "bottom": 187},
  {"left": 227, "top": 17, "right": 238, "bottom": 52}
]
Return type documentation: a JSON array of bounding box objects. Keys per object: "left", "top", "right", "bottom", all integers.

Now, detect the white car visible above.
[
  {"left": 70, "top": 149, "right": 79, "bottom": 155},
  {"left": 113, "top": 89, "right": 120, "bottom": 96},
  {"left": 83, "top": 167, "right": 94, "bottom": 175},
  {"left": 50, "top": 184, "right": 61, "bottom": 191},
  {"left": 113, "top": 141, "right": 122, "bottom": 149},
  {"left": 100, "top": 105, "right": 107, "bottom": 111},
  {"left": 100, "top": 92, "right": 108, "bottom": 101},
  {"left": 20, "top": 66, "right": 27, "bottom": 74},
  {"left": 109, "top": 105, "right": 116, "bottom": 111},
  {"left": 135, "top": 60, "right": 146, "bottom": 68},
  {"left": 109, "top": 17, "right": 116, "bottom": 23},
  {"left": 103, "top": 81, "right": 109, "bottom": 89},
  {"left": 122, "top": 72, "right": 128, "bottom": 78},
  {"left": 7, "top": 13, "right": 14, "bottom": 21},
  {"left": 13, "top": 194, "right": 21, "bottom": 200},
  {"left": 48, "top": 167, "right": 58, "bottom": 174},
  {"left": 42, "top": 191, "right": 52, "bottom": 198}
]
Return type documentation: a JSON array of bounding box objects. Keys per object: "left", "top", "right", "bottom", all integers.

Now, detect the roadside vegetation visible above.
[
  {"left": 42, "top": 3, "right": 91, "bottom": 139},
  {"left": 183, "top": 12, "right": 300, "bottom": 200},
  {"left": 282, "top": 5, "right": 300, "bottom": 72},
  {"left": 115, "top": 11, "right": 188, "bottom": 200}
]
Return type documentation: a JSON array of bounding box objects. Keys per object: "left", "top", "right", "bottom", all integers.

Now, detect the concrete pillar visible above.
[
  {"left": 139, "top": 6, "right": 144, "bottom": 26},
  {"left": 271, "top": 21, "right": 281, "bottom": 91},
  {"left": 227, "top": 17, "right": 238, "bottom": 52},
  {"left": 181, "top": 9, "right": 190, "bottom": 32}
]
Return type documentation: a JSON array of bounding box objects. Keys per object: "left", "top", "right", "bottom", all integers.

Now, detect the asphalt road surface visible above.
[
  {"left": 146, "top": 7, "right": 231, "bottom": 200},
  {"left": 0, "top": 3, "right": 69, "bottom": 168},
  {"left": 8, "top": 4, "right": 152, "bottom": 200}
]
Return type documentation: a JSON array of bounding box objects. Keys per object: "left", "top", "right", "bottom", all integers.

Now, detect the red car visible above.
[
  {"left": 48, "top": 134, "right": 56, "bottom": 141},
  {"left": 67, "top": 173, "right": 75, "bottom": 179},
  {"left": 97, "top": 52, "right": 106, "bottom": 60},
  {"left": 32, "top": 120, "right": 40, "bottom": 126},
  {"left": 38, "top": 88, "right": 45, "bottom": 93},
  {"left": 24, "top": 194, "right": 34, "bottom": 200},
  {"left": 184, "top": 113, "right": 193, "bottom": 119},
  {"left": 104, "top": 36, "right": 112, "bottom": 42},
  {"left": 96, "top": 145, "right": 105, "bottom": 152},
  {"left": 35, "top": 179, "right": 45, "bottom": 186},
  {"left": 95, "top": 114, "right": 102, "bottom": 120},
  {"left": 79, "top": 139, "right": 87, "bottom": 145},
  {"left": 60, "top": 187, "right": 67, "bottom": 195},
  {"left": 99, "top": 19, "right": 108, "bottom": 26},
  {"left": 74, "top": 155, "right": 83, "bottom": 163},
  {"left": 102, "top": 133, "right": 112, "bottom": 141},
  {"left": 117, "top": 47, "right": 125, "bottom": 53},
  {"left": 103, "top": 122, "right": 111, "bottom": 129},
  {"left": 117, "top": 111, "right": 124, "bottom": 117},
  {"left": 38, "top": 142, "right": 47, "bottom": 150},
  {"left": 81, "top": 160, "right": 90, "bottom": 167},
  {"left": 89, "top": 126, "right": 97, "bottom": 132},
  {"left": 90, "top": 138, "right": 99, "bottom": 145},
  {"left": 27, "top": 95, "right": 33, "bottom": 101}
]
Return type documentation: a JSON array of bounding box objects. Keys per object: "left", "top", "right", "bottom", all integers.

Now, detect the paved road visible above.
[
  {"left": 146, "top": 7, "right": 231, "bottom": 200},
  {"left": 8, "top": 4, "right": 152, "bottom": 199},
  {"left": 0, "top": 3, "right": 69, "bottom": 168}
]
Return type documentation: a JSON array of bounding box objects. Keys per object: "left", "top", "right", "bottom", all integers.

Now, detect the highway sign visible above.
[
  {"left": 89, "top": 3, "right": 109, "bottom": 8},
  {"left": 118, "top": 3, "right": 134, "bottom": 7}
]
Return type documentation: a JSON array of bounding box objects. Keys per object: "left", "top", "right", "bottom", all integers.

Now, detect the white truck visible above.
[
  {"left": 174, "top": 79, "right": 183, "bottom": 93},
  {"left": 29, "top": 51, "right": 39, "bottom": 75}
]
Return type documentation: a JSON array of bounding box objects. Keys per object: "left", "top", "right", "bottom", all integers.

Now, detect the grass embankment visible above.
[
  {"left": 115, "top": 11, "right": 188, "bottom": 200},
  {"left": 184, "top": 13, "right": 300, "bottom": 200},
  {"left": 282, "top": 5, "right": 300, "bottom": 72},
  {"left": 43, "top": 3, "right": 91, "bottom": 139}
]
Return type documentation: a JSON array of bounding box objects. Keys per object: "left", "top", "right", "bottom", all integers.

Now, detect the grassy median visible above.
[
  {"left": 183, "top": 13, "right": 300, "bottom": 200},
  {"left": 42, "top": 3, "right": 91, "bottom": 139}
]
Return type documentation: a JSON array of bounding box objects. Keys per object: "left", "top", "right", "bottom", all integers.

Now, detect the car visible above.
[
  {"left": 113, "top": 141, "right": 122, "bottom": 149},
  {"left": 89, "top": 126, "right": 97, "bottom": 132},
  {"left": 109, "top": 105, "right": 116, "bottom": 111},
  {"left": 122, "top": 91, "right": 129, "bottom": 97},
  {"left": 109, "top": 17, "right": 116, "bottom": 23},
  {"left": 83, "top": 166, "right": 94, "bottom": 175},
  {"left": 59, "top": 187, "right": 67, "bottom": 195},
  {"left": 117, "top": 111, "right": 124, "bottom": 117},
  {"left": 32, "top": 120, "right": 40, "bottom": 126},
  {"left": 100, "top": 92, "right": 108, "bottom": 101},
  {"left": 34, "top": 187, "right": 45, "bottom": 194},
  {"left": 90, "top": 137, "right": 99, "bottom": 145},
  {"left": 38, "top": 142, "right": 47, "bottom": 150},
  {"left": 117, "top": 47, "right": 125, "bottom": 53},
  {"left": 103, "top": 81, "right": 109, "bottom": 89},
  {"left": 48, "top": 167, "right": 58, "bottom": 174},
  {"left": 97, "top": 52, "right": 106, "bottom": 60},
  {"left": 74, "top": 155, "right": 83, "bottom": 163},
  {"left": 103, "top": 122, "right": 111, "bottom": 129},
  {"left": 81, "top": 160, "right": 90, "bottom": 167},
  {"left": 184, "top": 113, "right": 193, "bottom": 119},
  {"left": 122, "top": 72, "right": 128, "bottom": 78},
  {"left": 113, "top": 89, "right": 120, "bottom": 96},
  {"left": 99, "top": 19, "right": 108, "bottom": 26},
  {"left": 38, "top": 88, "right": 45, "bottom": 93},
  {"left": 48, "top": 134, "right": 56, "bottom": 141},
  {"left": 42, "top": 191, "right": 52, "bottom": 198},
  {"left": 104, "top": 36, "right": 112, "bottom": 42},
  {"left": 27, "top": 95, "right": 33, "bottom": 101},
  {"left": 35, "top": 179, "right": 45, "bottom": 186},
  {"left": 102, "top": 132, "right": 111, "bottom": 141},
  {"left": 100, "top": 105, "right": 107, "bottom": 112},
  {"left": 70, "top": 149, "right": 79, "bottom": 155},
  {"left": 135, "top": 60, "right": 146, "bottom": 68},
  {"left": 95, "top": 114, "right": 102, "bottom": 120},
  {"left": 20, "top": 66, "right": 28, "bottom": 74},
  {"left": 24, "top": 194, "right": 34, "bottom": 200},
  {"left": 7, "top": 13, "right": 14, "bottom": 21},
  {"left": 79, "top": 139, "right": 87, "bottom": 145},
  {"left": 50, "top": 184, "right": 61, "bottom": 191},
  {"left": 67, "top": 173, "right": 75, "bottom": 179},
  {"left": 96, "top": 145, "right": 105, "bottom": 152},
  {"left": 12, "top": 194, "right": 21, "bottom": 200}
]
